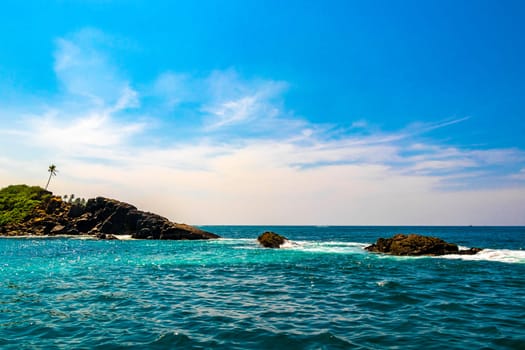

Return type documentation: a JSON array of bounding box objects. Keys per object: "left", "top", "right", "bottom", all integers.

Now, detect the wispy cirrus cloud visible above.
[
  {"left": 202, "top": 70, "right": 288, "bottom": 131},
  {"left": 151, "top": 72, "right": 193, "bottom": 109},
  {"left": 153, "top": 69, "right": 293, "bottom": 133},
  {"left": 404, "top": 116, "right": 472, "bottom": 135},
  {"left": 53, "top": 28, "right": 139, "bottom": 111}
]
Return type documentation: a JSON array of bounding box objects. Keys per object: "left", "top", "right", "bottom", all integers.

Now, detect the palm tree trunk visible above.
[{"left": 45, "top": 173, "right": 52, "bottom": 190}]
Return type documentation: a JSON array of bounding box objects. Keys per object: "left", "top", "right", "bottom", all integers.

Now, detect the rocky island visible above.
[
  {"left": 365, "top": 233, "right": 482, "bottom": 256},
  {"left": 0, "top": 184, "right": 219, "bottom": 240}
]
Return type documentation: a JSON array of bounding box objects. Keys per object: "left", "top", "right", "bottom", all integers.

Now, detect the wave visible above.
[
  {"left": 437, "top": 248, "right": 525, "bottom": 264},
  {"left": 213, "top": 238, "right": 525, "bottom": 263},
  {"left": 282, "top": 240, "right": 369, "bottom": 254}
]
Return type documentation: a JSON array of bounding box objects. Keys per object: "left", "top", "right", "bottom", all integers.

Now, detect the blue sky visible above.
[{"left": 1, "top": 1, "right": 524, "bottom": 224}]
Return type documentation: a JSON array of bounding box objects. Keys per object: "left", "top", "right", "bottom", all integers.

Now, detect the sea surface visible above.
[{"left": 1, "top": 226, "right": 524, "bottom": 349}]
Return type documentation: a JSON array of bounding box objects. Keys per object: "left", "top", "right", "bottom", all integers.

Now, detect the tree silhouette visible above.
[{"left": 45, "top": 164, "right": 57, "bottom": 190}]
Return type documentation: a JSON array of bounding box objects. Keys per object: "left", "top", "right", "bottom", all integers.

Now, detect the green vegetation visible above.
[{"left": 0, "top": 185, "right": 52, "bottom": 225}]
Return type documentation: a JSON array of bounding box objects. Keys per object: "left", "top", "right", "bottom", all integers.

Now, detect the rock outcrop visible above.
[
  {"left": 365, "top": 233, "right": 482, "bottom": 256},
  {"left": 1, "top": 195, "right": 219, "bottom": 240},
  {"left": 257, "top": 231, "right": 287, "bottom": 248}
]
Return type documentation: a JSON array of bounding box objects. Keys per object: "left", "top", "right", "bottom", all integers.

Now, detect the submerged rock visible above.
[
  {"left": 365, "top": 234, "right": 482, "bottom": 256},
  {"left": 257, "top": 231, "right": 287, "bottom": 248}
]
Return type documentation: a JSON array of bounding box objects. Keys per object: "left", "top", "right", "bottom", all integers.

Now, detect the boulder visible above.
[
  {"left": 76, "top": 214, "right": 96, "bottom": 233},
  {"left": 50, "top": 224, "right": 66, "bottom": 235},
  {"left": 67, "top": 204, "right": 85, "bottom": 218},
  {"left": 365, "top": 234, "right": 482, "bottom": 256},
  {"left": 257, "top": 231, "right": 287, "bottom": 248},
  {"left": 45, "top": 197, "right": 62, "bottom": 214},
  {"left": 83, "top": 197, "right": 219, "bottom": 240}
]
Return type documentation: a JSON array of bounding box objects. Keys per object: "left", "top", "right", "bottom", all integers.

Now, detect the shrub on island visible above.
[{"left": 0, "top": 185, "right": 52, "bottom": 226}]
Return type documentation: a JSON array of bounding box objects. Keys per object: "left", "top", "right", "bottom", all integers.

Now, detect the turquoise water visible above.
[{"left": 1, "top": 226, "right": 524, "bottom": 349}]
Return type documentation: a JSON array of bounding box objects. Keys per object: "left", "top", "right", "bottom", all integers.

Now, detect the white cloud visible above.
[
  {"left": 202, "top": 70, "right": 288, "bottom": 130},
  {"left": 27, "top": 113, "right": 146, "bottom": 150},
  {"left": 1, "top": 29, "right": 146, "bottom": 159},
  {"left": 36, "top": 139, "right": 524, "bottom": 225},
  {"left": 204, "top": 95, "right": 260, "bottom": 129},
  {"left": 4, "top": 115, "right": 525, "bottom": 224},
  {"left": 111, "top": 85, "right": 140, "bottom": 112},
  {"left": 53, "top": 28, "right": 139, "bottom": 110}
]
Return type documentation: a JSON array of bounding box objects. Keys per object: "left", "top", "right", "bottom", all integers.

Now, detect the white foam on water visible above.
[
  {"left": 210, "top": 238, "right": 265, "bottom": 250},
  {"left": 114, "top": 235, "right": 133, "bottom": 240},
  {"left": 279, "top": 240, "right": 302, "bottom": 249},
  {"left": 208, "top": 238, "right": 252, "bottom": 245},
  {"left": 215, "top": 238, "right": 368, "bottom": 254},
  {"left": 437, "top": 248, "right": 525, "bottom": 264},
  {"left": 280, "top": 240, "right": 369, "bottom": 254},
  {"left": 376, "top": 280, "right": 388, "bottom": 287}
]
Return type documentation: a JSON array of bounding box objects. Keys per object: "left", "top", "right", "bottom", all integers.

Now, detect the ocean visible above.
[{"left": 1, "top": 226, "right": 524, "bottom": 349}]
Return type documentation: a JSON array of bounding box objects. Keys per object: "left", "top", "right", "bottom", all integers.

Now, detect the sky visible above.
[{"left": 1, "top": 0, "right": 524, "bottom": 225}]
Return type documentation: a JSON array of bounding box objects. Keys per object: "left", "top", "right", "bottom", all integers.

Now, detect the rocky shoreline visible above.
[{"left": 0, "top": 193, "right": 219, "bottom": 240}]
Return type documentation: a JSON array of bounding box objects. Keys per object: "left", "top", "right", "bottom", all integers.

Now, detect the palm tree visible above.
[{"left": 45, "top": 164, "right": 58, "bottom": 190}]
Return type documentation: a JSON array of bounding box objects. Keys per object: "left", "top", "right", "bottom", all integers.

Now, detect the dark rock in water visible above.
[
  {"left": 257, "top": 231, "right": 287, "bottom": 248},
  {"left": 365, "top": 234, "right": 483, "bottom": 256}
]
